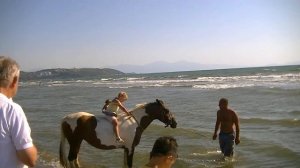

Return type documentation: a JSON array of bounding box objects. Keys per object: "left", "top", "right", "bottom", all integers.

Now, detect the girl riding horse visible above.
[
  {"left": 60, "top": 99, "right": 177, "bottom": 168},
  {"left": 102, "top": 92, "right": 131, "bottom": 143}
]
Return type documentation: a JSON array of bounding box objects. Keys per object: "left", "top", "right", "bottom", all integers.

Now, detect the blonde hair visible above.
[
  {"left": 118, "top": 91, "right": 128, "bottom": 100},
  {"left": 0, "top": 56, "right": 20, "bottom": 87}
]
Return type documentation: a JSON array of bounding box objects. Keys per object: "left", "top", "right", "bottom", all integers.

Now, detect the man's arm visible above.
[
  {"left": 233, "top": 111, "right": 240, "bottom": 145},
  {"left": 213, "top": 111, "right": 221, "bottom": 140},
  {"left": 16, "top": 145, "right": 38, "bottom": 167},
  {"left": 10, "top": 105, "right": 38, "bottom": 167}
]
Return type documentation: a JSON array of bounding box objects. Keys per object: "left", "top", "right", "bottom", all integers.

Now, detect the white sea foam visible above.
[
  {"left": 38, "top": 160, "right": 61, "bottom": 168},
  {"left": 126, "top": 77, "right": 145, "bottom": 81},
  {"left": 191, "top": 150, "right": 222, "bottom": 156},
  {"left": 193, "top": 83, "right": 255, "bottom": 89},
  {"left": 108, "top": 86, "right": 132, "bottom": 89},
  {"left": 20, "top": 68, "right": 300, "bottom": 90},
  {"left": 101, "top": 78, "right": 111, "bottom": 81}
]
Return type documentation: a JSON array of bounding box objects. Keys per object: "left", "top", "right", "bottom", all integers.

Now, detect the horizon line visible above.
[{"left": 21, "top": 64, "right": 300, "bottom": 74}]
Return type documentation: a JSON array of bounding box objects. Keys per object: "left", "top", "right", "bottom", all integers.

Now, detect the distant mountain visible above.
[
  {"left": 110, "top": 61, "right": 230, "bottom": 73},
  {"left": 20, "top": 68, "right": 124, "bottom": 81}
]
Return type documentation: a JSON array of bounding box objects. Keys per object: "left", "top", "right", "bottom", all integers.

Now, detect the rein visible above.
[
  {"left": 128, "top": 104, "right": 148, "bottom": 131},
  {"left": 129, "top": 113, "right": 140, "bottom": 127}
]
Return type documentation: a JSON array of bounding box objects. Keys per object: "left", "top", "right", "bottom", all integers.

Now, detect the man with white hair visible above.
[{"left": 0, "top": 56, "right": 38, "bottom": 167}]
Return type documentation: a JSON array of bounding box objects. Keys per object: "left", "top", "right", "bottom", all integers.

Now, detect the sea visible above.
[{"left": 15, "top": 65, "right": 300, "bottom": 168}]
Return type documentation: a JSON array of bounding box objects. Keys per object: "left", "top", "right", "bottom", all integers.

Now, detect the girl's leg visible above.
[{"left": 112, "top": 117, "right": 124, "bottom": 142}]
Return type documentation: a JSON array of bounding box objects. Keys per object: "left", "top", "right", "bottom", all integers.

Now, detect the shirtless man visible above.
[{"left": 213, "top": 98, "right": 240, "bottom": 157}]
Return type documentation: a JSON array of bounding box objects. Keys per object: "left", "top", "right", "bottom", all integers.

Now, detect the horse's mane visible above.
[
  {"left": 129, "top": 100, "right": 162, "bottom": 113},
  {"left": 131, "top": 103, "right": 147, "bottom": 112}
]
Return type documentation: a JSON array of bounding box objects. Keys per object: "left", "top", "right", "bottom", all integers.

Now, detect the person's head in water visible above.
[
  {"left": 117, "top": 91, "right": 128, "bottom": 102},
  {"left": 219, "top": 98, "right": 228, "bottom": 111},
  {"left": 146, "top": 136, "right": 178, "bottom": 168}
]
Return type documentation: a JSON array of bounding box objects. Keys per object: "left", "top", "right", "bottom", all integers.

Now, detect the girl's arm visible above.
[{"left": 115, "top": 99, "right": 131, "bottom": 115}]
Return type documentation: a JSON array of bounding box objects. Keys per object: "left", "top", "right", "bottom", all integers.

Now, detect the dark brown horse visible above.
[{"left": 59, "top": 99, "right": 177, "bottom": 168}]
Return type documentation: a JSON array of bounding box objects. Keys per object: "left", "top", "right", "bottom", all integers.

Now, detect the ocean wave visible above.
[
  {"left": 19, "top": 81, "right": 42, "bottom": 87},
  {"left": 47, "top": 83, "right": 71, "bottom": 87},
  {"left": 247, "top": 140, "right": 300, "bottom": 167},
  {"left": 264, "top": 68, "right": 277, "bottom": 72},
  {"left": 241, "top": 117, "right": 300, "bottom": 127},
  {"left": 190, "top": 150, "right": 222, "bottom": 156},
  {"left": 290, "top": 110, "right": 300, "bottom": 115},
  {"left": 20, "top": 71, "right": 300, "bottom": 90},
  {"left": 100, "top": 78, "right": 112, "bottom": 81},
  {"left": 94, "top": 72, "right": 300, "bottom": 90},
  {"left": 74, "top": 80, "right": 93, "bottom": 83},
  {"left": 196, "top": 73, "right": 300, "bottom": 83},
  {"left": 108, "top": 86, "right": 133, "bottom": 89},
  {"left": 193, "top": 83, "right": 255, "bottom": 89},
  {"left": 126, "top": 77, "right": 145, "bottom": 81},
  {"left": 178, "top": 75, "right": 188, "bottom": 78}
]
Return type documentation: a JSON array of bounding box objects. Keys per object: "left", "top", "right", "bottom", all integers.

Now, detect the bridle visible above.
[
  {"left": 130, "top": 101, "right": 174, "bottom": 129},
  {"left": 161, "top": 110, "right": 174, "bottom": 128}
]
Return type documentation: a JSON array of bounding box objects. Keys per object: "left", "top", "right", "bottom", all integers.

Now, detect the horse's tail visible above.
[{"left": 59, "top": 120, "right": 68, "bottom": 168}]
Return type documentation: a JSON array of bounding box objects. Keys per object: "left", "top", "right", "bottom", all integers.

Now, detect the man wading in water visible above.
[{"left": 213, "top": 98, "right": 240, "bottom": 158}]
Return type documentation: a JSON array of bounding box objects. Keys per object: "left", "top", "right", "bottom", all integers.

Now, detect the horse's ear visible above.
[
  {"left": 156, "top": 99, "right": 164, "bottom": 105},
  {"left": 156, "top": 99, "right": 160, "bottom": 104}
]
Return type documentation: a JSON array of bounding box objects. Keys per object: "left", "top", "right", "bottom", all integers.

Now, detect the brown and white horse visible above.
[{"left": 59, "top": 99, "right": 177, "bottom": 168}]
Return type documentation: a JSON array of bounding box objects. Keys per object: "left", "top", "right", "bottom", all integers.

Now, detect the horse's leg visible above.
[
  {"left": 68, "top": 138, "right": 83, "bottom": 168},
  {"left": 60, "top": 122, "right": 71, "bottom": 168},
  {"left": 124, "top": 148, "right": 134, "bottom": 168},
  {"left": 123, "top": 148, "right": 128, "bottom": 168},
  {"left": 75, "top": 157, "right": 80, "bottom": 168}
]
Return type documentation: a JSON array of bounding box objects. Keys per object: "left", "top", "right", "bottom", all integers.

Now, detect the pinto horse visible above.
[{"left": 59, "top": 99, "right": 177, "bottom": 168}]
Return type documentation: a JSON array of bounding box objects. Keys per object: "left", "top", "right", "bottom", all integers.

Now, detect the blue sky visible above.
[{"left": 0, "top": 0, "right": 299, "bottom": 72}]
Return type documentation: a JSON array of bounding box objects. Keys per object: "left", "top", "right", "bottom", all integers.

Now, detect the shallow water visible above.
[{"left": 16, "top": 65, "right": 300, "bottom": 167}]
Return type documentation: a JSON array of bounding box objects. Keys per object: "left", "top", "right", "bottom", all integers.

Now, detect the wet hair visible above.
[
  {"left": 150, "top": 136, "right": 178, "bottom": 158},
  {"left": 0, "top": 56, "right": 20, "bottom": 87},
  {"left": 219, "top": 98, "right": 228, "bottom": 105}
]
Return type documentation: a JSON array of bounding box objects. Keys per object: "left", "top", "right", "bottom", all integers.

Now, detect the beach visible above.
[{"left": 16, "top": 65, "right": 300, "bottom": 168}]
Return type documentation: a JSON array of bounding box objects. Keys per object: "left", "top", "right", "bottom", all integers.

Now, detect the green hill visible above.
[{"left": 20, "top": 68, "right": 124, "bottom": 81}]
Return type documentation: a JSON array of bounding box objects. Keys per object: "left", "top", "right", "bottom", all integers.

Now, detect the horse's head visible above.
[{"left": 146, "top": 99, "right": 177, "bottom": 128}]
